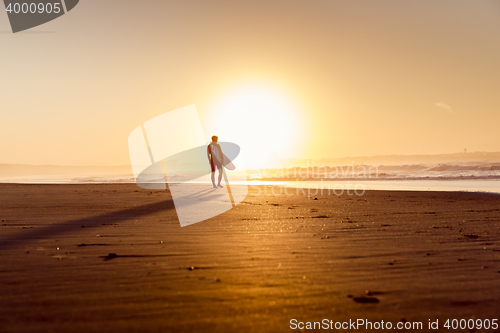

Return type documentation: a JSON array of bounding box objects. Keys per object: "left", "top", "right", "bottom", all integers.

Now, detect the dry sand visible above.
[{"left": 1, "top": 183, "right": 500, "bottom": 332}]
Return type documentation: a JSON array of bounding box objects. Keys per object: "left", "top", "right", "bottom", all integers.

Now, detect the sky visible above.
[{"left": 1, "top": 0, "right": 500, "bottom": 166}]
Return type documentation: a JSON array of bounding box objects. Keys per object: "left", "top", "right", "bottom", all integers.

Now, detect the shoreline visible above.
[{"left": 1, "top": 179, "right": 500, "bottom": 195}]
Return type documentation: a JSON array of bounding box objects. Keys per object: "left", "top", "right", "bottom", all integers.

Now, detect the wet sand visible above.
[{"left": 1, "top": 183, "right": 500, "bottom": 332}]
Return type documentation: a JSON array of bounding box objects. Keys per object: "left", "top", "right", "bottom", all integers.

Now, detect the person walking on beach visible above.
[{"left": 207, "top": 136, "right": 224, "bottom": 188}]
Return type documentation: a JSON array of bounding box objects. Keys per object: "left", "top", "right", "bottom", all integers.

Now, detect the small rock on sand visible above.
[{"left": 104, "top": 253, "right": 118, "bottom": 260}]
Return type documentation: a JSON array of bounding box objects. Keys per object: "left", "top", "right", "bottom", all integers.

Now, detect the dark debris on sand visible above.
[{"left": 353, "top": 297, "right": 380, "bottom": 303}]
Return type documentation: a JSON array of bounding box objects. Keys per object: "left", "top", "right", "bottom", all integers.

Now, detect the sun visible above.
[{"left": 206, "top": 85, "right": 302, "bottom": 167}]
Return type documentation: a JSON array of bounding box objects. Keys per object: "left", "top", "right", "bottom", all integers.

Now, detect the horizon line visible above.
[{"left": 1, "top": 150, "right": 500, "bottom": 168}]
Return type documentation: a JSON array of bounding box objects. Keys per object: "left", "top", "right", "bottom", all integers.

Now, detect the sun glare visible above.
[{"left": 206, "top": 85, "right": 301, "bottom": 167}]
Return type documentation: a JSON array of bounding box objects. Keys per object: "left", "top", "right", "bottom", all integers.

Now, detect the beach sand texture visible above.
[{"left": 1, "top": 184, "right": 500, "bottom": 332}]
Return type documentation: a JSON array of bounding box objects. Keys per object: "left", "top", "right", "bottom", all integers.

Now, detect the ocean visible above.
[{"left": 1, "top": 162, "right": 500, "bottom": 194}]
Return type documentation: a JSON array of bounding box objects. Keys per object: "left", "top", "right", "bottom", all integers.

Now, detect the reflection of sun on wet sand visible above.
[{"left": 1, "top": 183, "right": 500, "bottom": 332}]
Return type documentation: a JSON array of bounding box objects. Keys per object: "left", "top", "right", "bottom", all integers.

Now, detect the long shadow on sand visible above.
[{"left": 0, "top": 198, "right": 179, "bottom": 251}]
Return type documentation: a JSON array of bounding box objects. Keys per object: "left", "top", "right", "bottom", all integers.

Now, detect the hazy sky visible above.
[{"left": 1, "top": 0, "right": 500, "bottom": 166}]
